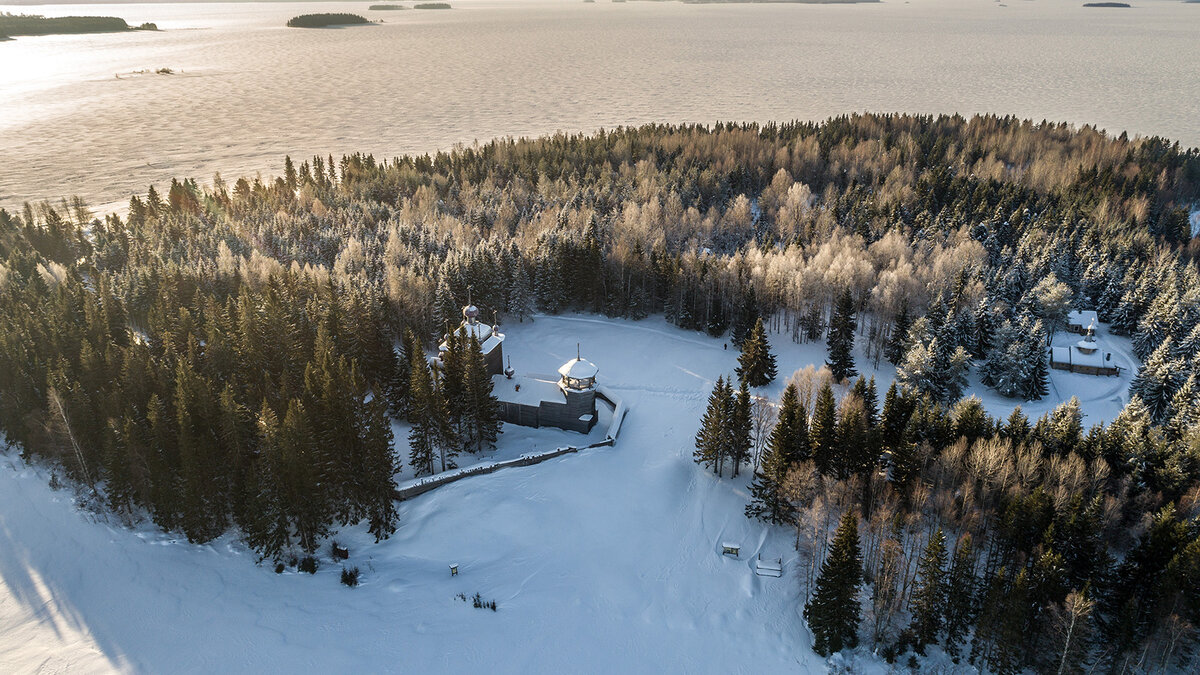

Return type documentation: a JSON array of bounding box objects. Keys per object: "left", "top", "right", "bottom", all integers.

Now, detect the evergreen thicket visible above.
[{"left": 1, "top": 115, "right": 1199, "bottom": 661}]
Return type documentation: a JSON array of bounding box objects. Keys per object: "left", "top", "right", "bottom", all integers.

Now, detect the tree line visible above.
[{"left": 1, "top": 114, "right": 1196, "bottom": 583}]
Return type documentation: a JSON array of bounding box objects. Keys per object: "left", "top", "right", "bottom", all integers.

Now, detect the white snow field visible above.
[{"left": 0, "top": 315, "right": 1135, "bottom": 674}]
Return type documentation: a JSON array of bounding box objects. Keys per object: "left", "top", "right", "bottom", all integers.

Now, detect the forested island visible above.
[
  {"left": 286, "top": 13, "right": 371, "bottom": 28},
  {"left": 413, "top": 3, "right": 453, "bottom": 9},
  {"left": 1083, "top": 2, "right": 1132, "bottom": 7},
  {"left": 0, "top": 13, "right": 157, "bottom": 39},
  {"left": 1, "top": 114, "right": 1199, "bottom": 670},
  {"left": 368, "top": 4, "right": 408, "bottom": 9}
]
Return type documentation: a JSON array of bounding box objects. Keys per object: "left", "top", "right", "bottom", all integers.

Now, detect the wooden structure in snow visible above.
[
  {"left": 1066, "top": 310, "right": 1100, "bottom": 335},
  {"left": 450, "top": 564, "right": 459, "bottom": 576},
  {"left": 493, "top": 347, "right": 599, "bottom": 434},
  {"left": 721, "top": 543, "right": 740, "bottom": 558},
  {"left": 755, "top": 555, "right": 783, "bottom": 578},
  {"left": 440, "top": 303, "right": 505, "bottom": 376},
  {"left": 1050, "top": 321, "right": 1119, "bottom": 376}
]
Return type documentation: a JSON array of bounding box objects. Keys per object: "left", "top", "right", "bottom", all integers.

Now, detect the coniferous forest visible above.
[{"left": 2, "top": 114, "right": 1200, "bottom": 669}]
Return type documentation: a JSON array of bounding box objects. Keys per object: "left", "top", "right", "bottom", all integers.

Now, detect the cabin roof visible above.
[
  {"left": 1051, "top": 345, "right": 1105, "bottom": 368},
  {"left": 1068, "top": 310, "right": 1099, "bottom": 326}
]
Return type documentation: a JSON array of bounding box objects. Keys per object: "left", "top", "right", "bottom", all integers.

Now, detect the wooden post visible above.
[{"left": 450, "top": 564, "right": 459, "bottom": 576}]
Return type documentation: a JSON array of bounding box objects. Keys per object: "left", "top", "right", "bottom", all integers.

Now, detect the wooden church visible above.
[{"left": 440, "top": 302, "right": 598, "bottom": 434}]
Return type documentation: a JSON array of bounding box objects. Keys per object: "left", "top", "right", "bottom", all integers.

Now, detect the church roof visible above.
[{"left": 558, "top": 357, "right": 598, "bottom": 380}]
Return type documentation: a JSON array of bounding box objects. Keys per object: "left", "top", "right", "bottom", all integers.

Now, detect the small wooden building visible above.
[
  {"left": 493, "top": 355, "right": 599, "bottom": 434},
  {"left": 1050, "top": 324, "right": 1119, "bottom": 376},
  {"left": 1066, "top": 310, "right": 1100, "bottom": 335}
]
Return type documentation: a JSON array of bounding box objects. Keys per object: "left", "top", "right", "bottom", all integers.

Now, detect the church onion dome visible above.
[{"left": 463, "top": 304, "right": 480, "bottom": 320}]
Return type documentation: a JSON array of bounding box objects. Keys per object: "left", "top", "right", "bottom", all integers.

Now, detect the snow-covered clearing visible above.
[{"left": 0, "top": 315, "right": 1135, "bottom": 673}]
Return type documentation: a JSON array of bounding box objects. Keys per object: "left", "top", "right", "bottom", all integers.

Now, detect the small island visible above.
[
  {"left": 413, "top": 3, "right": 453, "bottom": 9},
  {"left": 1083, "top": 2, "right": 1131, "bottom": 6},
  {"left": 368, "top": 4, "right": 407, "bottom": 9},
  {"left": 287, "top": 13, "right": 371, "bottom": 28},
  {"left": 0, "top": 13, "right": 157, "bottom": 39}
]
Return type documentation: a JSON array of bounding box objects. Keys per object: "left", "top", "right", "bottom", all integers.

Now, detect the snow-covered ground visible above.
[{"left": 0, "top": 315, "right": 1135, "bottom": 673}]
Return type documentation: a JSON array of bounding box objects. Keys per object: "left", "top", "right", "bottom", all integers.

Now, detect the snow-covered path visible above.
[{"left": 0, "top": 314, "right": 1134, "bottom": 673}]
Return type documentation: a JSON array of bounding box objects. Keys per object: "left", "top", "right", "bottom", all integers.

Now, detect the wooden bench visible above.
[{"left": 721, "top": 543, "right": 740, "bottom": 558}]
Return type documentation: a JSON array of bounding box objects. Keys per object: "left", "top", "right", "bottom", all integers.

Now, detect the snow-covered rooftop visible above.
[
  {"left": 492, "top": 374, "right": 564, "bottom": 407},
  {"left": 1052, "top": 345, "right": 1105, "bottom": 368},
  {"left": 1068, "top": 310, "right": 1098, "bottom": 327},
  {"left": 439, "top": 321, "right": 502, "bottom": 353},
  {"left": 558, "top": 357, "right": 598, "bottom": 380}
]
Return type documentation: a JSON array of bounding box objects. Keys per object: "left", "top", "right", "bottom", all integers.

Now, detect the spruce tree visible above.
[
  {"left": 1023, "top": 319, "right": 1050, "bottom": 401},
  {"left": 886, "top": 300, "right": 912, "bottom": 365},
  {"left": 810, "top": 383, "right": 838, "bottom": 477},
  {"left": 804, "top": 512, "right": 864, "bottom": 656},
  {"left": 746, "top": 384, "right": 806, "bottom": 524},
  {"left": 439, "top": 328, "right": 468, "bottom": 443},
  {"left": 908, "top": 528, "right": 948, "bottom": 654},
  {"left": 694, "top": 376, "right": 732, "bottom": 476},
  {"left": 407, "top": 354, "right": 439, "bottom": 477},
  {"left": 731, "top": 285, "right": 760, "bottom": 347},
  {"left": 729, "top": 377, "right": 752, "bottom": 477},
  {"left": 769, "top": 383, "right": 810, "bottom": 466},
  {"left": 1129, "top": 338, "right": 1181, "bottom": 422},
  {"left": 942, "top": 534, "right": 977, "bottom": 660},
  {"left": 736, "top": 318, "right": 777, "bottom": 387},
  {"left": 462, "top": 335, "right": 500, "bottom": 453},
  {"left": 826, "top": 289, "right": 857, "bottom": 382},
  {"left": 243, "top": 400, "right": 291, "bottom": 561},
  {"left": 745, "top": 440, "right": 796, "bottom": 525},
  {"left": 834, "top": 395, "right": 869, "bottom": 479}
]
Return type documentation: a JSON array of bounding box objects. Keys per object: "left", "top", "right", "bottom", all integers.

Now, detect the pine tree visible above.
[
  {"left": 390, "top": 328, "right": 423, "bottom": 421},
  {"left": 810, "top": 383, "right": 838, "bottom": 477},
  {"left": 242, "top": 400, "right": 291, "bottom": 562},
  {"left": 462, "top": 334, "right": 500, "bottom": 453},
  {"left": 508, "top": 264, "right": 535, "bottom": 322},
  {"left": 1023, "top": 319, "right": 1050, "bottom": 401},
  {"left": 804, "top": 512, "right": 863, "bottom": 656},
  {"left": 694, "top": 376, "right": 732, "bottom": 476},
  {"left": 834, "top": 395, "right": 869, "bottom": 479},
  {"left": 826, "top": 289, "right": 857, "bottom": 383},
  {"left": 736, "top": 318, "right": 777, "bottom": 387},
  {"left": 407, "top": 353, "right": 439, "bottom": 477},
  {"left": 279, "top": 398, "right": 328, "bottom": 554},
  {"left": 433, "top": 277, "right": 458, "bottom": 333},
  {"left": 909, "top": 528, "right": 948, "bottom": 654},
  {"left": 731, "top": 285, "right": 760, "bottom": 347},
  {"left": 1129, "top": 338, "right": 1182, "bottom": 422},
  {"left": 729, "top": 377, "right": 752, "bottom": 477},
  {"left": 886, "top": 301, "right": 912, "bottom": 365},
  {"left": 943, "top": 534, "right": 977, "bottom": 660},
  {"left": 770, "top": 383, "right": 810, "bottom": 466},
  {"left": 745, "top": 440, "right": 796, "bottom": 525},
  {"left": 439, "top": 327, "right": 467, "bottom": 444},
  {"left": 746, "top": 384, "right": 806, "bottom": 524}
]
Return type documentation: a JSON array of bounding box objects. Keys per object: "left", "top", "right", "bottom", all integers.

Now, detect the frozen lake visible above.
[{"left": 1, "top": 0, "right": 1199, "bottom": 212}]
